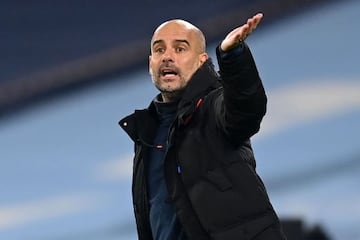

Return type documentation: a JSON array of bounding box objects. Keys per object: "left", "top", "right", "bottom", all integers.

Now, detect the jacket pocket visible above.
[
  {"left": 187, "top": 167, "right": 243, "bottom": 232},
  {"left": 187, "top": 162, "right": 275, "bottom": 237}
]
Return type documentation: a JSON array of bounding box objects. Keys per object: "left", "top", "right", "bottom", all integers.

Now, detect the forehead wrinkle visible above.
[{"left": 151, "top": 20, "right": 206, "bottom": 53}]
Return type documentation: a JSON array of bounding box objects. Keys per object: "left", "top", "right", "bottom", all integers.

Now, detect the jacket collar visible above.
[
  {"left": 178, "top": 58, "right": 220, "bottom": 109},
  {"left": 174, "top": 58, "right": 220, "bottom": 126}
]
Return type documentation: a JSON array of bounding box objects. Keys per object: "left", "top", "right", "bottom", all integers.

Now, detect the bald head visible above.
[
  {"left": 151, "top": 19, "right": 206, "bottom": 54},
  {"left": 149, "top": 19, "right": 209, "bottom": 102}
]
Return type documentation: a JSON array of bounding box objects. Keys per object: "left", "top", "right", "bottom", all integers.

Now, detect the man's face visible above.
[{"left": 149, "top": 21, "right": 208, "bottom": 101}]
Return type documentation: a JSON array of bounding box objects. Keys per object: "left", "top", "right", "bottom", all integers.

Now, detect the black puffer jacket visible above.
[{"left": 120, "top": 44, "right": 286, "bottom": 240}]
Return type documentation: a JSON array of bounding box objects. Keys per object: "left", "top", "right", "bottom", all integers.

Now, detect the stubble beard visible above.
[
  {"left": 154, "top": 79, "right": 186, "bottom": 102},
  {"left": 152, "top": 72, "right": 187, "bottom": 102}
]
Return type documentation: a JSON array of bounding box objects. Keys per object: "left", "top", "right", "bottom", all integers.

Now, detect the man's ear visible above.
[
  {"left": 148, "top": 55, "right": 152, "bottom": 75},
  {"left": 199, "top": 53, "right": 209, "bottom": 65}
]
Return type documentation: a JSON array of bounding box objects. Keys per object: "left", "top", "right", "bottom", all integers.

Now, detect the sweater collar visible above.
[{"left": 153, "top": 96, "right": 178, "bottom": 121}]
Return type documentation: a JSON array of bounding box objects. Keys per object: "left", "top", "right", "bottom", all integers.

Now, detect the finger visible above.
[
  {"left": 246, "top": 21, "right": 256, "bottom": 34},
  {"left": 249, "top": 13, "right": 262, "bottom": 25},
  {"left": 248, "top": 15, "right": 261, "bottom": 30},
  {"left": 252, "top": 13, "right": 263, "bottom": 28},
  {"left": 245, "top": 14, "right": 263, "bottom": 36},
  {"left": 253, "top": 13, "right": 264, "bottom": 21},
  {"left": 221, "top": 13, "right": 263, "bottom": 50},
  {"left": 240, "top": 14, "right": 262, "bottom": 41},
  {"left": 238, "top": 24, "right": 249, "bottom": 41}
]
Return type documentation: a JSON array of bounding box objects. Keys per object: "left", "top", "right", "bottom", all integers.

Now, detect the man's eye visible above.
[
  {"left": 176, "top": 47, "right": 185, "bottom": 52},
  {"left": 155, "top": 48, "right": 164, "bottom": 53}
]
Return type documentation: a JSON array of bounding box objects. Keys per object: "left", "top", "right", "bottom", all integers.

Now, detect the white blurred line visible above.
[
  {"left": 277, "top": 194, "right": 360, "bottom": 223},
  {"left": 259, "top": 80, "right": 360, "bottom": 138},
  {"left": 0, "top": 194, "right": 97, "bottom": 230},
  {"left": 95, "top": 154, "right": 133, "bottom": 181}
]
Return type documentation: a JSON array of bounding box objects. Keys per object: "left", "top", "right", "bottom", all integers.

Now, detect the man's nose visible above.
[{"left": 162, "top": 50, "right": 174, "bottom": 62}]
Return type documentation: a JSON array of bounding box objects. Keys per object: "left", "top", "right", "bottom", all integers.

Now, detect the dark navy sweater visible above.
[{"left": 147, "top": 98, "right": 187, "bottom": 240}]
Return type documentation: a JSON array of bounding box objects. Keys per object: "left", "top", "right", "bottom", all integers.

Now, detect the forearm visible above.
[{"left": 215, "top": 43, "right": 267, "bottom": 141}]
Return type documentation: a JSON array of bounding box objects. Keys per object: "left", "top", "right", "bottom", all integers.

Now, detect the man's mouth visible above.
[{"left": 160, "top": 68, "right": 178, "bottom": 78}]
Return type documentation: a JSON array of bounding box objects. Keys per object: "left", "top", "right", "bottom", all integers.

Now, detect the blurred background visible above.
[{"left": 1, "top": 0, "right": 359, "bottom": 239}]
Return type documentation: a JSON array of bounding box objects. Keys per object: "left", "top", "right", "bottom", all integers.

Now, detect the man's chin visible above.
[
  {"left": 157, "top": 83, "right": 183, "bottom": 93},
  {"left": 158, "top": 87, "right": 185, "bottom": 102}
]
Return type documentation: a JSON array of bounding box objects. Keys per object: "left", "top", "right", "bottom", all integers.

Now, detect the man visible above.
[{"left": 120, "top": 13, "right": 286, "bottom": 240}]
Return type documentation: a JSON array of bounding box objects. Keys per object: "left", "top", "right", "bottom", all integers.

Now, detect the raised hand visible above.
[{"left": 220, "top": 13, "right": 263, "bottom": 52}]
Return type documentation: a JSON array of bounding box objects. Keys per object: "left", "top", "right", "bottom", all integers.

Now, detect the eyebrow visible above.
[{"left": 152, "top": 39, "right": 190, "bottom": 47}]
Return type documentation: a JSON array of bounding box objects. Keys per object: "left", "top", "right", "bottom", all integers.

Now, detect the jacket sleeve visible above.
[{"left": 215, "top": 42, "right": 267, "bottom": 144}]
